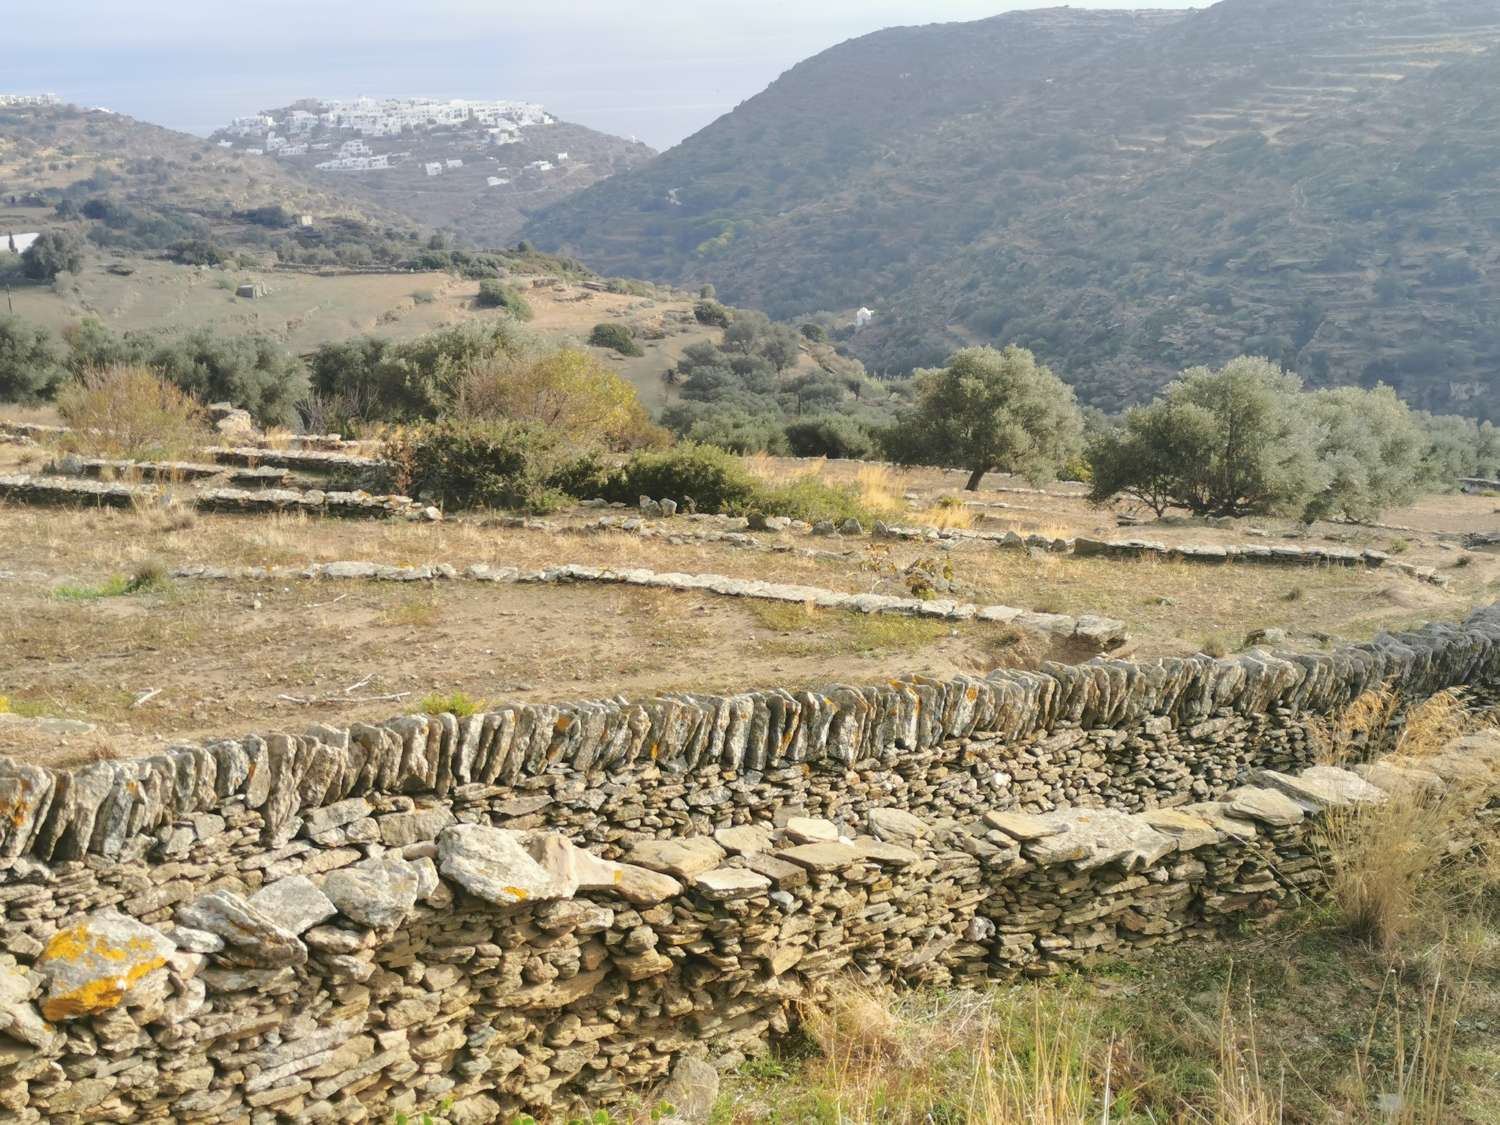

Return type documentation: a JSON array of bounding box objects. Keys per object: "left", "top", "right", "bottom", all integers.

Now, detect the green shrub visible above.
[
  {"left": 477, "top": 279, "right": 533, "bottom": 320},
  {"left": 784, "top": 416, "right": 876, "bottom": 460},
  {"left": 588, "top": 322, "right": 643, "bottom": 357},
  {"left": 383, "top": 421, "right": 567, "bottom": 513},
  {"left": 421, "top": 691, "right": 486, "bottom": 717},
  {"left": 570, "top": 442, "right": 761, "bottom": 512},
  {"left": 693, "top": 299, "right": 732, "bottom": 328},
  {"left": 745, "top": 477, "right": 873, "bottom": 525}
]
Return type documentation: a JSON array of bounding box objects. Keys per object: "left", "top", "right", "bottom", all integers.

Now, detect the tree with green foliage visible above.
[
  {"left": 0, "top": 315, "right": 66, "bottom": 401},
  {"left": 888, "top": 346, "right": 1084, "bottom": 490},
  {"left": 723, "top": 309, "right": 771, "bottom": 356},
  {"left": 1304, "top": 385, "right": 1429, "bottom": 521},
  {"left": 784, "top": 416, "right": 875, "bottom": 460},
  {"left": 588, "top": 323, "right": 643, "bottom": 357},
  {"left": 760, "top": 324, "right": 803, "bottom": 372},
  {"left": 693, "top": 299, "right": 731, "bottom": 328},
  {"left": 476, "top": 278, "right": 532, "bottom": 319},
  {"left": 309, "top": 321, "right": 532, "bottom": 424},
  {"left": 21, "top": 229, "right": 83, "bottom": 280},
  {"left": 1087, "top": 399, "right": 1220, "bottom": 517},
  {"left": 1089, "top": 356, "right": 1329, "bottom": 518}
]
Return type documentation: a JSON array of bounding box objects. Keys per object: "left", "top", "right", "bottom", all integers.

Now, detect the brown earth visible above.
[{"left": 2, "top": 452, "right": 1497, "bottom": 767}]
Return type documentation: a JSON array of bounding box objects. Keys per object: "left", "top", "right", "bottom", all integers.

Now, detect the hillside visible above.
[
  {"left": 0, "top": 102, "right": 426, "bottom": 264},
  {"left": 523, "top": 0, "right": 1500, "bottom": 419},
  {"left": 212, "top": 98, "right": 655, "bottom": 248}
]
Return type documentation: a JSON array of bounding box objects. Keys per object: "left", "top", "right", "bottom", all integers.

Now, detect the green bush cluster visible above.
[
  {"left": 477, "top": 279, "right": 533, "bottom": 320},
  {"left": 588, "top": 322, "right": 644, "bottom": 357},
  {"left": 383, "top": 421, "right": 570, "bottom": 514}
]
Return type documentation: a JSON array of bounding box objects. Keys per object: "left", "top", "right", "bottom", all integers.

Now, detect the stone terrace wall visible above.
[{"left": 1, "top": 606, "right": 1499, "bottom": 1122}]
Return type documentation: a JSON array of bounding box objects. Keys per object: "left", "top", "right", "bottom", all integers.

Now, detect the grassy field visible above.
[{"left": 1, "top": 446, "right": 1496, "bottom": 767}]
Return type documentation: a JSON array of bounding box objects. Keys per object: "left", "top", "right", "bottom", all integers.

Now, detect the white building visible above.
[
  {"left": 1, "top": 233, "right": 39, "bottom": 255},
  {"left": 556, "top": 152, "right": 569, "bottom": 162},
  {"left": 0, "top": 94, "right": 61, "bottom": 108},
  {"left": 445, "top": 158, "right": 463, "bottom": 169},
  {"left": 855, "top": 307, "right": 875, "bottom": 330},
  {"left": 486, "top": 176, "right": 511, "bottom": 187},
  {"left": 424, "top": 162, "right": 444, "bottom": 177}
]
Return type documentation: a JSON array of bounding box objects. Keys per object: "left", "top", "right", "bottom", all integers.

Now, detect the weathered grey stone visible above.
[
  {"left": 866, "top": 807, "right": 929, "bottom": 845},
  {"left": 177, "top": 889, "right": 307, "bottom": 967},
  {"left": 625, "top": 837, "right": 727, "bottom": 880},
  {"left": 713, "top": 824, "right": 774, "bottom": 855},
  {"left": 320, "top": 855, "right": 422, "bottom": 928},
  {"left": 1226, "top": 786, "right": 1306, "bottom": 827},
  {"left": 611, "top": 862, "right": 684, "bottom": 906},
  {"left": 248, "top": 876, "right": 338, "bottom": 935},
  {"left": 782, "top": 816, "right": 840, "bottom": 844},
  {"left": 656, "top": 1055, "right": 719, "bottom": 1125},
  {"left": 693, "top": 867, "right": 772, "bottom": 901},
  {"left": 438, "top": 824, "right": 573, "bottom": 906}
]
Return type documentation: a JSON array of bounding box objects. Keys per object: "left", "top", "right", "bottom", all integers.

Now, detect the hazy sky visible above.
[{"left": 9, "top": 1, "right": 1203, "bottom": 149}]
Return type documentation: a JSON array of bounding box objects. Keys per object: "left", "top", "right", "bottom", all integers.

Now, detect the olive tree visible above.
[
  {"left": 0, "top": 315, "right": 66, "bottom": 401},
  {"left": 1304, "top": 385, "right": 1429, "bottom": 521},
  {"left": 888, "top": 346, "right": 1084, "bottom": 490},
  {"left": 1090, "top": 356, "right": 1329, "bottom": 518},
  {"left": 21, "top": 230, "right": 84, "bottom": 281}
]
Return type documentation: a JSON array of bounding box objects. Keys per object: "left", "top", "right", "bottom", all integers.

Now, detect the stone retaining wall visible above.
[
  {"left": 0, "top": 475, "right": 435, "bottom": 521},
  {"left": 2, "top": 605, "right": 1499, "bottom": 1122},
  {"left": 169, "top": 560, "right": 1129, "bottom": 651},
  {"left": 878, "top": 523, "right": 1450, "bottom": 586}
]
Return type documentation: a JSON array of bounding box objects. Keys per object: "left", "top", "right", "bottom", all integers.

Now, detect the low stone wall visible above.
[
  {"left": 877, "top": 523, "right": 1450, "bottom": 586},
  {"left": 169, "top": 559, "right": 1129, "bottom": 650},
  {"left": 209, "top": 447, "right": 382, "bottom": 472},
  {"left": 0, "top": 475, "right": 435, "bottom": 521},
  {"left": 2, "top": 738, "right": 1496, "bottom": 1124},
  {"left": 48, "top": 458, "right": 292, "bottom": 488},
  {"left": 2, "top": 606, "right": 1498, "bottom": 1122}
]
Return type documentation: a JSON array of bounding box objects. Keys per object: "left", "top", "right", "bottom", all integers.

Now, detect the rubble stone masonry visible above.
[{"left": 2, "top": 605, "right": 1499, "bottom": 1122}]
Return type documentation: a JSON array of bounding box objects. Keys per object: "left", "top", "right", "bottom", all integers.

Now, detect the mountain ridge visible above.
[{"left": 522, "top": 0, "right": 1500, "bottom": 420}]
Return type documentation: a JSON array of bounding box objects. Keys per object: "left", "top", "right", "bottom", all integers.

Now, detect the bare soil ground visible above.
[{"left": 2, "top": 451, "right": 1497, "bottom": 767}]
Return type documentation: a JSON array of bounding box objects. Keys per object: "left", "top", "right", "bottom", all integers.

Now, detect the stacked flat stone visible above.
[
  {"left": 208, "top": 448, "right": 382, "bottom": 472},
  {"left": 0, "top": 473, "right": 160, "bottom": 510},
  {"left": 194, "top": 488, "right": 436, "bottom": 520},
  {"left": 49, "top": 458, "right": 292, "bottom": 487},
  {"left": 1, "top": 737, "right": 1495, "bottom": 1123}
]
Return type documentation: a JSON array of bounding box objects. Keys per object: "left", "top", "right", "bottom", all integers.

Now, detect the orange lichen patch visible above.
[
  {"left": 38, "top": 919, "right": 174, "bottom": 1022},
  {"left": 504, "top": 886, "right": 530, "bottom": 902},
  {"left": 41, "top": 956, "right": 166, "bottom": 1021}
]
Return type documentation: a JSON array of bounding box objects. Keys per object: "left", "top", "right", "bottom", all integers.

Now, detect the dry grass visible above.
[
  {"left": 54, "top": 365, "right": 209, "bottom": 460},
  {"left": 912, "top": 496, "right": 976, "bottom": 530}
]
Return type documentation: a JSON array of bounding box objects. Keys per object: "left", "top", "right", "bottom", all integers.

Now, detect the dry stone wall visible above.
[{"left": 2, "top": 605, "right": 1499, "bottom": 1122}]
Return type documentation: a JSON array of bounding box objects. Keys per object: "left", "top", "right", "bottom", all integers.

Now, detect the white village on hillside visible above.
[{"left": 215, "top": 97, "right": 562, "bottom": 176}]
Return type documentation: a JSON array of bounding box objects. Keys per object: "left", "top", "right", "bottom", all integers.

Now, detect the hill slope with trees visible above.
[{"left": 523, "top": 0, "right": 1500, "bottom": 420}]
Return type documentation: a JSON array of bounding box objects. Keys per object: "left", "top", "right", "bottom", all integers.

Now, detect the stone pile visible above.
[{"left": 2, "top": 734, "right": 1495, "bottom": 1123}]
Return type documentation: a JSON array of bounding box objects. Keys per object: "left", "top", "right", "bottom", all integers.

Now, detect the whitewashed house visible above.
[
  {"left": 855, "top": 307, "right": 875, "bottom": 330},
  {"left": 2, "top": 233, "right": 40, "bottom": 256},
  {"left": 424, "top": 162, "right": 444, "bottom": 177},
  {"left": 445, "top": 158, "right": 463, "bottom": 169}
]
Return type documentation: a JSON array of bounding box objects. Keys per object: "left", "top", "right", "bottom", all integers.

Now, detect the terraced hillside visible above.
[{"left": 524, "top": 0, "right": 1500, "bottom": 418}]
